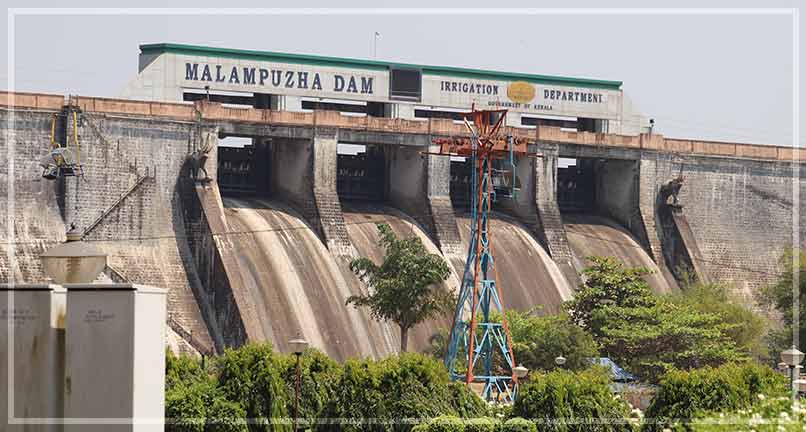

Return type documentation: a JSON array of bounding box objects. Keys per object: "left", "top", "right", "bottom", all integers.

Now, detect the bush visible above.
[
  {"left": 643, "top": 363, "right": 788, "bottom": 431},
  {"left": 446, "top": 382, "right": 488, "bottom": 419},
  {"left": 166, "top": 349, "right": 207, "bottom": 390},
  {"left": 277, "top": 348, "right": 342, "bottom": 429},
  {"left": 165, "top": 376, "right": 248, "bottom": 432},
  {"left": 507, "top": 310, "right": 599, "bottom": 372},
  {"left": 216, "top": 343, "right": 290, "bottom": 432},
  {"left": 512, "top": 368, "right": 632, "bottom": 432},
  {"left": 166, "top": 380, "right": 209, "bottom": 432},
  {"left": 427, "top": 416, "right": 465, "bottom": 432},
  {"left": 464, "top": 417, "right": 496, "bottom": 432},
  {"left": 320, "top": 352, "right": 458, "bottom": 432},
  {"left": 501, "top": 418, "right": 536, "bottom": 432},
  {"left": 207, "top": 397, "right": 249, "bottom": 432}
]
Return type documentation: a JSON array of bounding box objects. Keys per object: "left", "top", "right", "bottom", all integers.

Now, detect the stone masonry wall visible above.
[
  {"left": 640, "top": 152, "right": 806, "bottom": 300},
  {"left": 0, "top": 108, "right": 66, "bottom": 282},
  {"left": 1, "top": 106, "right": 215, "bottom": 350}
]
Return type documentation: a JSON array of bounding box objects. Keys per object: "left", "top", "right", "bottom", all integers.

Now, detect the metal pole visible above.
[
  {"left": 791, "top": 366, "right": 797, "bottom": 401},
  {"left": 294, "top": 352, "right": 301, "bottom": 432}
]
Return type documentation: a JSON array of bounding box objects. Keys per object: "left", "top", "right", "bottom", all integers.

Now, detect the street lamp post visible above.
[
  {"left": 289, "top": 337, "right": 309, "bottom": 432},
  {"left": 512, "top": 364, "right": 529, "bottom": 401},
  {"left": 780, "top": 346, "right": 805, "bottom": 400}
]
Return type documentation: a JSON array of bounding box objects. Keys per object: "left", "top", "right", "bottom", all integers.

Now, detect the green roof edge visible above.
[{"left": 139, "top": 43, "right": 623, "bottom": 90}]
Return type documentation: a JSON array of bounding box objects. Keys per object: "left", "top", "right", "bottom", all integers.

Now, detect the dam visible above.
[{"left": 2, "top": 43, "right": 804, "bottom": 358}]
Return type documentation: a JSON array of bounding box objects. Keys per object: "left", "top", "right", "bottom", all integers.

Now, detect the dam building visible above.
[
  {"left": 123, "top": 43, "right": 646, "bottom": 135},
  {"left": 2, "top": 43, "right": 804, "bottom": 358}
]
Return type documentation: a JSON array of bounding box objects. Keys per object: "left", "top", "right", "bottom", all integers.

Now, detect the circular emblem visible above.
[{"left": 507, "top": 81, "right": 536, "bottom": 104}]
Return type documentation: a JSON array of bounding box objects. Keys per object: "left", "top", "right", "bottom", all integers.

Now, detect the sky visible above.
[{"left": 2, "top": 0, "right": 803, "bottom": 147}]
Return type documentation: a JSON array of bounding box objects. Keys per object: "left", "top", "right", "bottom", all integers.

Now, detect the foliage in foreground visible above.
[
  {"left": 512, "top": 368, "right": 634, "bottom": 432},
  {"left": 642, "top": 362, "right": 788, "bottom": 432},
  {"left": 167, "top": 344, "right": 487, "bottom": 432},
  {"left": 318, "top": 352, "right": 487, "bottom": 432},
  {"left": 688, "top": 396, "right": 805, "bottom": 432},
  {"left": 165, "top": 350, "right": 249, "bottom": 432},
  {"left": 216, "top": 344, "right": 291, "bottom": 432},
  {"left": 348, "top": 223, "right": 453, "bottom": 352}
]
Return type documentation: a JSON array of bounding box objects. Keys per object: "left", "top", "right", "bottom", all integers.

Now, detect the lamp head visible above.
[
  {"left": 289, "top": 337, "right": 309, "bottom": 355},
  {"left": 780, "top": 346, "right": 805, "bottom": 367},
  {"left": 40, "top": 226, "right": 107, "bottom": 284},
  {"left": 513, "top": 364, "right": 529, "bottom": 379}
]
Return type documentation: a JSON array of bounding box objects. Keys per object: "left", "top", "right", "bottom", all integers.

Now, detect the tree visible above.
[
  {"left": 758, "top": 248, "right": 806, "bottom": 357},
  {"left": 669, "top": 280, "right": 768, "bottom": 363},
  {"left": 426, "top": 310, "right": 598, "bottom": 373},
  {"left": 505, "top": 309, "right": 599, "bottom": 372},
  {"left": 347, "top": 223, "right": 453, "bottom": 352},
  {"left": 591, "top": 299, "right": 747, "bottom": 380},
  {"left": 566, "top": 256, "right": 748, "bottom": 381},
  {"left": 564, "top": 256, "right": 655, "bottom": 336}
]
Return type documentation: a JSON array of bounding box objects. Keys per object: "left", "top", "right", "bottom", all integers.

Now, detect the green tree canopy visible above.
[
  {"left": 669, "top": 280, "right": 768, "bottom": 363},
  {"left": 564, "top": 256, "right": 655, "bottom": 336},
  {"left": 565, "top": 256, "right": 748, "bottom": 381},
  {"left": 591, "top": 299, "right": 748, "bottom": 380},
  {"left": 348, "top": 223, "right": 453, "bottom": 351},
  {"left": 506, "top": 309, "right": 599, "bottom": 372},
  {"left": 758, "top": 248, "right": 806, "bottom": 355}
]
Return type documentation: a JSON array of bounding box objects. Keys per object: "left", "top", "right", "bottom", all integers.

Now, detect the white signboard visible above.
[
  {"left": 421, "top": 75, "right": 622, "bottom": 120},
  {"left": 137, "top": 51, "right": 624, "bottom": 121},
  {"left": 173, "top": 54, "right": 390, "bottom": 101}
]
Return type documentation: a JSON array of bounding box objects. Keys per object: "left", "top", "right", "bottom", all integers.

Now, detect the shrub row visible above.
[
  {"left": 166, "top": 344, "right": 487, "bottom": 432},
  {"left": 167, "top": 345, "right": 785, "bottom": 432},
  {"left": 642, "top": 362, "right": 788, "bottom": 431},
  {"left": 513, "top": 368, "right": 634, "bottom": 432},
  {"left": 413, "top": 416, "right": 534, "bottom": 432}
]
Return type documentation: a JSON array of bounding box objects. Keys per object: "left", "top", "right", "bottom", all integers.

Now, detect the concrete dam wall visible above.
[{"left": 3, "top": 93, "right": 805, "bottom": 358}]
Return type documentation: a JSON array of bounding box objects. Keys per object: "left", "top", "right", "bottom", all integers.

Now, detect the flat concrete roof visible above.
[{"left": 139, "top": 43, "right": 624, "bottom": 90}]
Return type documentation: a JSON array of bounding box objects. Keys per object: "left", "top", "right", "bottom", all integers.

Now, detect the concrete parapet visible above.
[{"left": 1, "top": 91, "right": 801, "bottom": 162}]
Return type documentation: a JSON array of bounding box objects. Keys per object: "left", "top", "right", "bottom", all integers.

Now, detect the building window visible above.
[{"left": 389, "top": 68, "right": 421, "bottom": 101}]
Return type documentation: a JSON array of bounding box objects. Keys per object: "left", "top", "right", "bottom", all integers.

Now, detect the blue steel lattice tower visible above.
[{"left": 436, "top": 108, "right": 529, "bottom": 403}]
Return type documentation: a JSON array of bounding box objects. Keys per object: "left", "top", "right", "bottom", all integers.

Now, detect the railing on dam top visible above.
[{"left": 2, "top": 91, "right": 802, "bottom": 163}]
